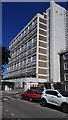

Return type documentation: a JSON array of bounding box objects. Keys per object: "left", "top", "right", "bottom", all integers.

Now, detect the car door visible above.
[
  {"left": 23, "top": 90, "right": 29, "bottom": 99},
  {"left": 26, "top": 90, "right": 32, "bottom": 99},
  {"left": 27, "top": 90, "right": 33, "bottom": 98},
  {"left": 45, "top": 90, "right": 54, "bottom": 103},
  {"left": 50, "top": 91, "right": 62, "bottom": 106},
  {"left": 46, "top": 90, "right": 62, "bottom": 106}
]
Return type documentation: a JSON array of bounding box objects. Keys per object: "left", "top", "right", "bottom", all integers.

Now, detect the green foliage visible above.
[
  {"left": 2, "top": 46, "right": 11, "bottom": 65},
  {"left": 0, "top": 46, "right": 11, "bottom": 76},
  {"left": 2, "top": 46, "right": 11, "bottom": 71}
]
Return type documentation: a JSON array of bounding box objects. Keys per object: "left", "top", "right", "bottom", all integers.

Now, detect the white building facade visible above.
[{"left": 5, "top": 1, "right": 68, "bottom": 89}]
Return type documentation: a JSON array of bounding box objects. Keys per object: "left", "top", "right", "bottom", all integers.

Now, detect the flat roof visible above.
[{"left": 58, "top": 48, "right": 68, "bottom": 54}]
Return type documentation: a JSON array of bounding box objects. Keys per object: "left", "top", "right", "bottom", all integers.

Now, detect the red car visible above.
[{"left": 21, "top": 89, "right": 42, "bottom": 101}]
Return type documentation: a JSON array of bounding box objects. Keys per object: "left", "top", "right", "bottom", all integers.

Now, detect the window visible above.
[
  {"left": 25, "top": 27, "right": 29, "bottom": 35},
  {"left": 31, "top": 68, "right": 36, "bottom": 71},
  {"left": 46, "top": 90, "right": 58, "bottom": 96},
  {"left": 28, "top": 40, "right": 32, "bottom": 46},
  {"left": 63, "top": 53, "right": 68, "bottom": 60},
  {"left": 53, "top": 91, "right": 58, "bottom": 96},
  {"left": 56, "top": 11, "right": 58, "bottom": 13},
  {"left": 17, "top": 49, "right": 19, "bottom": 54},
  {"left": 18, "top": 36, "right": 19, "bottom": 40},
  {"left": 21, "top": 33, "right": 22, "bottom": 37},
  {"left": 14, "top": 63, "right": 16, "bottom": 67},
  {"left": 11, "top": 65, "right": 13, "bottom": 69},
  {"left": 21, "top": 32, "right": 24, "bottom": 37},
  {"left": 64, "top": 73, "right": 68, "bottom": 81},
  {"left": 20, "top": 61, "right": 22, "bottom": 65},
  {"left": 32, "top": 55, "right": 36, "bottom": 61},
  {"left": 28, "top": 50, "right": 31, "bottom": 55},
  {"left": 28, "top": 57, "right": 31, "bottom": 62},
  {"left": 13, "top": 64, "right": 15, "bottom": 68},
  {"left": 32, "top": 47, "right": 37, "bottom": 52},
  {"left": 20, "top": 47, "right": 22, "bottom": 51},
  {"left": 24, "top": 43, "right": 27, "bottom": 48},
  {"left": 16, "top": 63, "right": 17, "bottom": 67},
  {"left": 23, "top": 59, "right": 26, "bottom": 64},
  {"left": 46, "top": 91, "right": 53, "bottom": 95},
  {"left": 17, "top": 62, "right": 19, "bottom": 66},
  {"left": 29, "top": 23, "right": 32, "bottom": 31},
  {"left": 64, "top": 63, "right": 68, "bottom": 70},
  {"left": 16, "top": 50, "right": 17, "bottom": 53},
  {"left": 23, "top": 45, "right": 25, "bottom": 49},
  {"left": 33, "top": 18, "right": 37, "bottom": 26},
  {"left": 32, "top": 22, "right": 34, "bottom": 26},
  {"left": 32, "top": 35, "right": 37, "bottom": 43}
]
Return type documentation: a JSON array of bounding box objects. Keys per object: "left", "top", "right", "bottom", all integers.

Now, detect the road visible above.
[{"left": 2, "top": 97, "right": 68, "bottom": 119}]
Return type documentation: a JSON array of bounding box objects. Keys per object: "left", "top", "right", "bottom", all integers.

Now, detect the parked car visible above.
[
  {"left": 40, "top": 89, "right": 68, "bottom": 113},
  {"left": 21, "top": 89, "right": 42, "bottom": 102}
]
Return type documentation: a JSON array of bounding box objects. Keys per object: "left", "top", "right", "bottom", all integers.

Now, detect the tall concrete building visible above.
[
  {"left": 6, "top": 1, "right": 68, "bottom": 89},
  {"left": 49, "top": 1, "right": 68, "bottom": 83}
]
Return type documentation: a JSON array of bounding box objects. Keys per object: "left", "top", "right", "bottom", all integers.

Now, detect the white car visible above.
[{"left": 40, "top": 89, "right": 68, "bottom": 113}]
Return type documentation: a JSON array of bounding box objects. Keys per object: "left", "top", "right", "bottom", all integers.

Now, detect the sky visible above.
[{"left": 2, "top": 2, "right": 67, "bottom": 78}]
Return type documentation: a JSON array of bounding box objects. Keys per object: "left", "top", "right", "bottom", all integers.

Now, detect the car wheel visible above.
[
  {"left": 40, "top": 99, "right": 47, "bottom": 107},
  {"left": 29, "top": 98, "right": 33, "bottom": 102},
  {"left": 61, "top": 103, "right": 68, "bottom": 113}
]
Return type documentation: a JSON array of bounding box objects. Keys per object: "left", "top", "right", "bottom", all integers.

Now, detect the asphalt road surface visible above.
[{"left": 2, "top": 98, "right": 68, "bottom": 119}]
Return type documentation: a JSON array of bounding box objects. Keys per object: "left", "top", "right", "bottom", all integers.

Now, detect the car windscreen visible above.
[{"left": 59, "top": 91, "right": 68, "bottom": 97}]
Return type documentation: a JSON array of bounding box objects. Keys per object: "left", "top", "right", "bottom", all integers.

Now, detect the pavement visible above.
[
  {"left": 2, "top": 89, "right": 24, "bottom": 94},
  {"left": 2, "top": 89, "right": 24, "bottom": 101}
]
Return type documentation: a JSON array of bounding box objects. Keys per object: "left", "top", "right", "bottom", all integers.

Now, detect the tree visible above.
[{"left": 1, "top": 46, "right": 11, "bottom": 73}]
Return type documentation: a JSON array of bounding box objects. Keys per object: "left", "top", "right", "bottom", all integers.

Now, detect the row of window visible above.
[
  {"left": 56, "top": 11, "right": 63, "bottom": 16},
  {"left": 11, "top": 35, "right": 37, "bottom": 55},
  {"left": 8, "top": 55, "right": 36, "bottom": 70},
  {"left": 10, "top": 46, "right": 37, "bottom": 61},
  {"left": 9, "top": 17, "right": 47, "bottom": 49},
  {"left": 9, "top": 18, "right": 37, "bottom": 48},
  {"left": 10, "top": 28, "right": 37, "bottom": 51},
  {"left": 9, "top": 47, "right": 37, "bottom": 65},
  {"left": 10, "top": 26, "right": 47, "bottom": 58},
  {"left": 7, "top": 68, "right": 36, "bottom": 77},
  {"left": 8, "top": 62, "right": 36, "bottom": 72}
]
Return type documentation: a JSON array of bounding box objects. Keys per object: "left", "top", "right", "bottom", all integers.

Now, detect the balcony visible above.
[
  {"left": 9, "top": 26, "right": 37, "bottom": 51},
  {"left": 31, "top": 47, "right": 37, "bottom": 54},
  {"left": 32, "top": 41, "right": 37, "bottom": 47},
  {"left": 27, "top": 63, "right": 31, "bottom": 68}
]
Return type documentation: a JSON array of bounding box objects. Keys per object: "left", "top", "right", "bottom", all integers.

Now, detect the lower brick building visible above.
[{"left": 58, "top": 49, "right": 68, "bottom": 90}]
